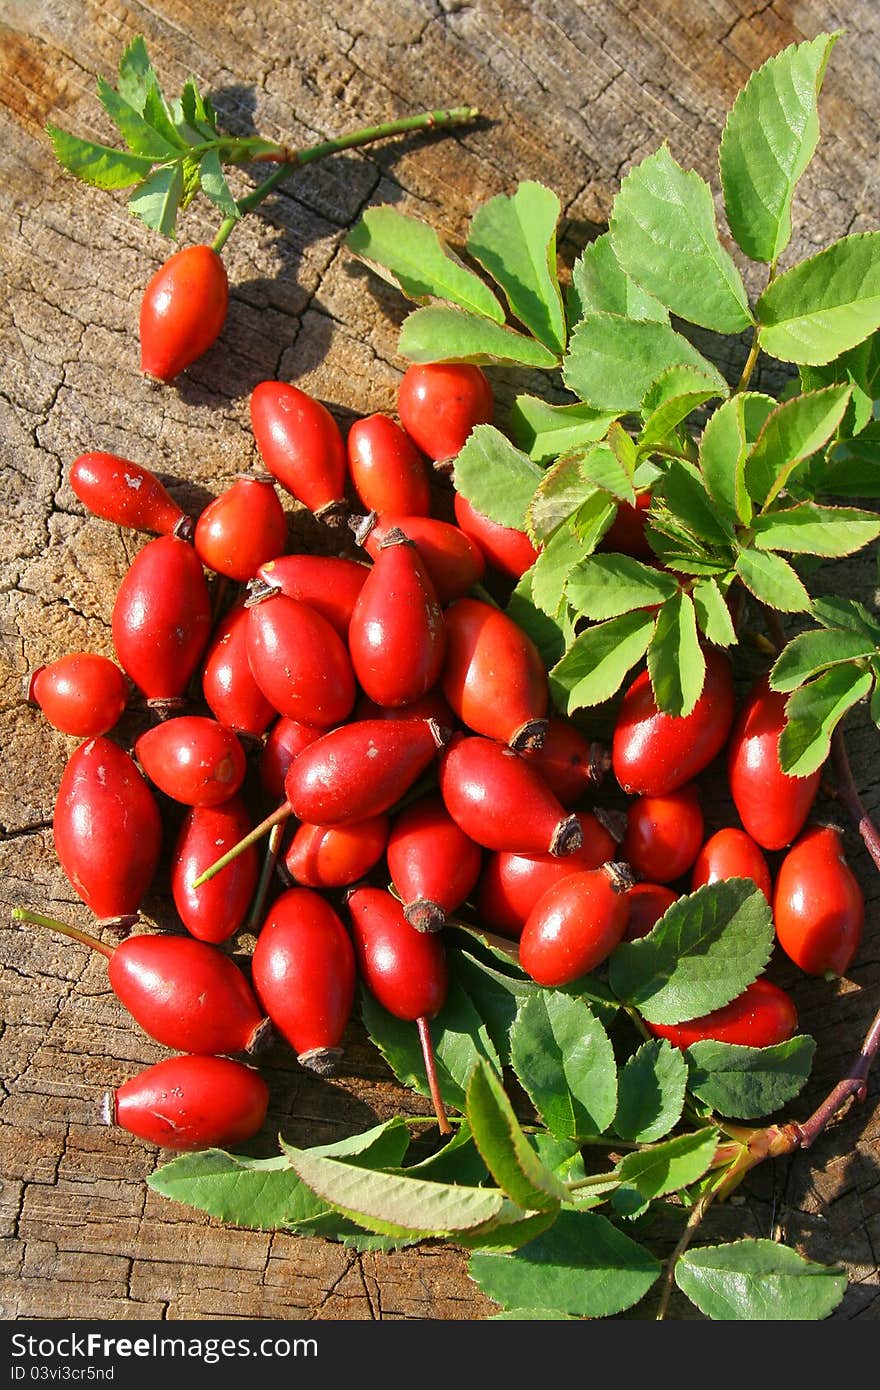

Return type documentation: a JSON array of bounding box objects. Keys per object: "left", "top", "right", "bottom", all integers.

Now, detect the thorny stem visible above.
[
  {"left": 656, "top": 1195, "right": 713, "bottom": 1320},
  {"left": 416, "top": 1016, "right": 452, "bottom": 1136},
  {"left": 211, "top": 106, "right": 479, "bottom": 253}
]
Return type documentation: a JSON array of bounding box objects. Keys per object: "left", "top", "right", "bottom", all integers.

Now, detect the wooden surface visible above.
[{"left": 1, "top": 0, "right": 879, "bottom": 1323}]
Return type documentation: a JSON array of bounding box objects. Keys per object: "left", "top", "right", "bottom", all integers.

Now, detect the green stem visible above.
[
  {"left": 10, "top": 906, "right": 113, "bottom": 958},
  {"left": 191, "top": 801, "right": 292, "bottom": 888},
  {"left": 247, "top": 819, "right": 286, "bottom": 932},
  {"left": 212, "top": 105, "right": 479, "bottom": 253},
  {"left": 735, "top": 260, "right": 776, "bottom": 394}
]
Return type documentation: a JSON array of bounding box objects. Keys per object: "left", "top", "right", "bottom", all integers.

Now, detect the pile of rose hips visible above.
[{"left": 23, "top": 359, "right": 865, "bottom": 1152}]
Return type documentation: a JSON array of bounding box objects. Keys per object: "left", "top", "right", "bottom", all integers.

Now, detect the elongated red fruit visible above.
[
  {"left": 171, "top": 795, "right": 259, "bottom": 943},
  {"left": 442, "top": 597, "right": 548, "bottom": 750},
  {"left": 250, "top": 381, "right": 347, "bottom": 522},
  {"left": 194, "top": 475, "right": 288, "bottom": 581},
  {"left": 612, "top": 647, "right": 736, "bottom": 795},
  {"left": 386, "top": 793, "right": 483, "bottom": 932},
  {"left": 439, "top": 735, "right": 582, "bottom": 856},
  {"left": 246, "top": 590, "right": 356, "bottom": 728},
  {"left": 397, "top": 362, "right": 494, "bottom": 463},
  {"left": 645, "top": 977, "right": 798, "bottom": 1049},
  {"left": 69, "top": 452, "right": 192, "bottom": 538},
  {"left": 521, "top": 717, "right": 610, "bottom": 806},
  {"left": 354, "top": 688, "right": 455, "bottom": 728},
  {"left": 28, "top": 653, "right": 128, "bottom": 737},
  {"left": 111, "top": 535, "right": 212, "bottom": 710},
  {"left": 200, "top": 604, "right": 276, "bottom": 740},
  {"left": 259, "top": 717, "right": 324, "bottom": 802},
  {"left": 108, "top": 1055, "right": 268, "bottom": 1151},
  {"left": 283, "top": 815, "right": 389, "bottom": 890},
  {"left": 284, "top": 718, "right": 447, "bottom": 826},
  {"left": 773, "top": 825, "right": 864, "bottom": 976},
  {"left": 621, "top": 784, "right": 704, "bottom": 884},
  {"left": 347, "top": 886, "right": 448, "bottom": 1021},
  {"left": 253, "top": 554, "right": 369, "bottom": 638},
  {"left": 727, "top": 675, "right": 822, "bottom": 851},
  {"left": 691, "top": 827, "right": 772, "bottom": 901},
  {"left": 53, "top": 737, "right": 162, "bottom": 929},
  {"left": 251, "top": 888, "right": 356, "bottom": 1072},
  {"left": 140, "top": 245, "right": 229, "bottom": 382},
  {"left": 347, "top": 413, "right": 431, "bottom": 516},
  {"left": 453, "top": 492, "right": 539, "bottom": 579},
  {"left": 519, "top": 862, "right": 632, "bottom": 986},
  {"left": 348, "top": 531, "right": 446, "bottom": 708},
  {"left": 355, "top": 512, "right": 485, "bottom": 604},
  {"left": 135, "top": 716, "right": 246, "bottom": 807}
]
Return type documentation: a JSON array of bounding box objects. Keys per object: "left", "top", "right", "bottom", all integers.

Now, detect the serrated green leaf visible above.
[
  {"left": 469, "top": 1209, "right": 660, "bottom": 1318},
  {"left": 647, "top": 590, "right": 706, "bottom": 717},
  {"left": 699, "top": 392, "right": 777, "bottom": 527},
  {"left": 571, "top": 490, "right": 618, "bottom": 549},
  {"left": 467, "top": 181, "right": 566, "bottom": 353},
  {"left": 613, "top": 1039, "right": 688, "bottom": 1143},
  {"left": 812, "top": 595, "right": 880, "bottom": 641},
  {"left": 676, "top": 1239, "right": 846, "bottom": 1320},
  {"left": 346, "top": 206, "right": 505, "bottom": 321},
  {"left": 692, "top": 577, "right": 737, "bottom": 647},
  {"left": 466, "top": 1060, "right": 568, "bottom": 1211},
  {"left": 719, "top": 34, "right": 839, "bottom": 263},
  {"left": 568, "top": 232, "right": 669, "bottom": 325},
  {"left": 609, "top": 880, "right": 775, "bottom": 1026},
  {"left": 799, "top": 335, "right": 878, "bottom": 441},
  {"left": 778, "top": 664, "right": 873, "bottom": 775},
  {"left": 549, "top": 610, "right": 656, "bottom": 714},
  {"left": 127, "top": 161, "right": 184, "bottom": 236},
  {"left": 400, "top": 1122, "right": 489, "bottom": 1188},
  {"left": 526, "top": 454, "right": 590, "bottom": 542},
  {"left": 180, "top": 77, "right": 218, "bottom": 135},
  {"left": 509, "top": 395, "right": 619, "bottom": 463},
  {"left": 460, "top": 1204, "right": 559, "bottom": 1253},
  {"left": 751, "top": 503, "right": 880, "bottom": 557},
  {"left": 567, "top": 554, "right": 678, "bottom": 622},
  {"left": 756, "top": 233, "right": 880, "bottom": 366},
  {"left": 639, "top": 368, "right": 724, "bottom": 450},
  {"left": 199, "top": 148, "right": 240, "bottom": 218},
  {"left": 735, "top": 548, "right": 811, "bottom": 612},
  {"left": 509, "top": 993, "right": 618, "bottom": 1142},
  {"left": 771, "top": 628, "right": 878, "bottom": 693},
  {"left": 95, "top": 76, "right": 181, "bottom": 158},
  {"left": 141, "top": 80, "right": 188, "bottom": 151},
  {"left": 575, "top": 441, "right": 635, "bottom": 504},
  {"left": 116, "top": 34, "right": 158, "bottom": 114},
  {"left": 530, "top": 518, "right": 593, "bottom": 618},
  {"left": 452, "top": 424, "right": 543, "bottom": 530},
  {"left": 563, "top": 313, "right": 727, "bottom": 412},
  {"left": 685, "top": 1035, "right": 817, "bottom": 1118},
  {"left": 47, "top": 125, "right": 156, "bottom": 190},
  {"left": 744, "top": 384, "right": 853, "bottom": 508},
  {"left": 814, "top": 428, "right": 880, "bottom": 498},
  {"left": 616, "top": 1127, "right": 719, "bottom": 1206},
  {"left": 399, "top": 306, "right": 559, "bottom": 368},
  {"left": 451, "top": 952, "right": 537, "bottom": 1067},
  {"left": 658, "top": 460, "right": 736, "bottom": 548},
  {"left": 610, "top": 145, "right": 752, "bottom": 333},
  {"left": 506, "top": 570, "right": 571, "bottom": 668}
]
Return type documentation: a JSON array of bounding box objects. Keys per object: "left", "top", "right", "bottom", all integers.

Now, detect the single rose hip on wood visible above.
[
  {"left": 28, "top": 653, "right": 128, "bottom": 737},
  {"left": 140, "top": 245, "right": 229, "bottom": 382},
  {"left": 69, "top": 452, "right": 192, "bottom": 539},
  {"left": 107, "top": 1055, "right": 269, "bottom": 1152}
]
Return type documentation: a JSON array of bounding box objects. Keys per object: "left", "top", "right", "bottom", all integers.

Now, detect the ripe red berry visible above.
[
  {"left": 398, "top": 363, "right": 494, "bottom": 463},
  {"left": 283, "top": 815, "right": 390, "bottom": 890},
  {"left": 108, "top": 1055, "right": 268, "bottom": 1151},
  {"left": 622, "top": 784, "right": 704, "bottom": 884},
  {"left": 453, "top": 492, "right": 539, "bottom": 579},
  {"left": 284, "top": 718, "right": 447, "bottom": 826},
  {"left": 599, "top": 492, "right": 652, "bottom": 560},
  {"left": 250, "top": 381, "right": 347, "bottom": 522},
  {"left": 348, "top": 531, "right": 446, "bottom": 708},
  {"left": 518, "top": 862, "right": 632, "bottom": 987},
  {"left": 773, "top": 825, "right": 864, "bottom": 977},
  {"left": 347, "top": 413, "right": 432, "bottom": 516},
  {"left": 259, "top": 717, "right": 324, "bottom": 803},
  {"left": 139, "top": 245, "right": 229, "bottom": 382},
  {"left": 623, "top": 882, "right": 678, "bottom": 941},
  {"left": 691, "top": 827, "right": 772, "bottom": 901},
  {"left": 521, "top": 717, "right": 610, "bottom": 806},
  {"left": 253, "top": 554, "right": 369, "bottom": 639},
  {"left": 246, "top": 590, "right": 356, "bottom": 729},
  {"left": 135, "top": 716, "right": 246, "bottom": 807},
  {"left": 200, "top": 604, "right": 277, "bottom": 740},
  {"left": 69, "top": 452, "right": 192, "bottom": 538},
  {"left": 28, "top": 653, "right": 128, "bottom": 737},
  {"left": 439, "top": 734, "right": 582, "bottom": 856},
  {"left": 171, "top": 794, "right": 259, "bottom": 944},
  {"left": 194, "top": 475, "right": 287, "bottom": 582},
  {"left": 386, "top": 793, "right": 483, "bottom": 932},
  {"left": 727, "top": 675, "right": 822, "bottom": 851},
  {"left": 442, "top": 597, "right": 549, "bottom": 750},
  {"left": 644, "top": 977, "right": 798, "bottom": 1049},
  {"left": 347, "top": 886, "right": 448, "bottom": 1021},
  {"left": 355, "top": 512, "right": 485, "bottom": 604}
]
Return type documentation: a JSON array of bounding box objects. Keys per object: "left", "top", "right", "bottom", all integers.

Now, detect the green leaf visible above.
[
  {"left": 530, "top": 518, "right": 593, "bottom": 618},
  {"left": 346, "top": 206, "right": 505, "bottom": 321},
  {"left": 813, "top": 594, "right": 880, "bottom": 642},
  {"left": 398, "top": 306, "right": 559, "bottom": 368},
  {"left": 778, "top": 664, "right": 873, "bottom": 775},
  {"left": 771, "top": 628, "right": 878, "bottom": 693},
  {"left": 647, "top": 590, "right": 706, "bottom": 717},
  {"left": 116, "top": 34, "right": 159, "bottom": 114},
  {"left": 563, "top": 313, "right": 727, "bottom": 412},
  {"left": 580, "top": 440, "right": 637, "bottom": 503},
  {"left": 400, "top": 1123, "right": 489, "bottom": 1188},
  {"left": 615, "top": 1127, "right": 719, "bottom": 1206},
  {"left": 469, "top": 1209, "right": 661, "bottom": 1318},
  {"left": 566, "top": 554, "right": 678, "bottom": 622},
  {"left": 699, "top": 392, "right": 777, "bottom": 527},
  {"left": 568, "top": 232, "right": 669, "bottom": 325},
  {"left": 813, "top": 428, "right": 880, "bottom": 498},
  {"left": 657, "top": 460, "right": 736, "bottom": 548},
  {"left": 692, "top": 578, "right": 737, "bottom": 647},
  {"left": 127, "top": 162, "right": 184, "bottom": 237},
  {"left": 95, "top": 76, "right": 181, "bottom": 158},
  {"left": 466, "top": 1059, "right": 568, "bottom": 1211},
  {"left": 506, "top": 570, "right": 571, "bottom": 669},
  {"left": 141, "top": 81, "right": 188, "bottom": 151},
  {"left": 451, "top": 951, "right": 537, "bottom": 1067},
  {"left": 685, "top": 1035, "right": 817, "bottom": 1118},
  {"left": 452, "top": 425, "right": 543, "bottom": 530},
  {"left": 719, "top": 33, "right": 839, "bottom": 263},
  {"left": 489, "top": 1308, "right": 580, "bottom": 1320},
  {"left": 179, "top": 78, "right": 218, "bottom": 136},
  {"left": 549, "top": 610, "right": 656, "bottom": 714},
  {"left": 609, "top": 880, "right": 775, "bottom": 1026},
  {"left": 526, "top": 453, "right": 590, "bottom": 542},
  {"left": 46, "top": 125, "right": 156, "bottom": 190},
  {"left": 734, "top": 548, "right": 811, "bottom": 612},
  {"left": 676, "top": 1239, "right": 847, "bottom": 1320},
  {"left": 460, "top": 1203, "right": 559, "bottom": 1253},
  {"left": 744, "top": 384, "right": 853, "bottom": 508},
  {"left": 610, "top": 145, "right": 752, "bottom": 333},
  {"left": 756, "top": 233, "right": 880, "bottom": 366},
  {"left": 509, "top": 993, "right": 618, "bottom": 1142},
  {"left": 467, "top": 181, "right": 566, "bottom": 353},
  {"left": 613, "top": 1039, "right": 688, "bottom": 1143},
  {"left": 509, "top": 395, "right": 619, "bottom": 463},
  {"left": 571, "top": 491, "right": 619, "bottom": 550},
  {"left": 639, "top": 367, "right": 724, "bottom": 449},
  {"left": 752, "top": 503, "right": 880, "bottom": 557},
  {"left": 199, "top": 148, "right": 240, "bottom": 219}
]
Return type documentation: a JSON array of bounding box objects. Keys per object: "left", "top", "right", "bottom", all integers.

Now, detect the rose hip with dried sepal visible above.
[
  {"left": 106, "top": 1055, "right": 269, "bottom": 1152},
  {"left": 521, "top": 717, "right": 610, "bottom": 807},
  {"left": 386, "top": 793, "right": 483, "bottom": 933},
  {"left": 250, "top": 381, "right": 348, "bottom": 525},
  {"left": 69, "top": 451, "right": 193, "bottom": 539},
  {"left": 251, "top": 554, "right": 370, "bottom": 639},
  {"left": 194, "top": 474, "right": 288, "bottom": 582},
  {"left": 353, "top": 512, "right": 485, "bottom": 605},
  {"left": 439, "top": 734, "right": 583, "bottom": 856},
  {"left": 442, "top": 597, "right": 549, "bottom": 751},
  {"left": 245, "top": 589, "right": 356, "bottom": 729},
  {"left": 518, "top": 862, "right": 633, "bottom": 987}
]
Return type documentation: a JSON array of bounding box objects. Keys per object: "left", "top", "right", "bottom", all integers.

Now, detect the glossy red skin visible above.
[
  {"left": 397, "top": 363, "right": 494, "bottom": 462},
  {"left": 519, "top": 865, "right": 630, "bottom": 987},
  {"left": 347, "top": 886, "right": 448, "bottom": 1021},
  {"left": 612, "top": 647, "right": 736, "bottom": 796},
  {"left": 453, "top": 492, "right": 539, "bottom": 579},
  {"left": 111, "top": 535, "right": 212, "bottom": 703},
  {"left": 773, "top": 826, "right": 865, "bottom": 976},
  {"left": 645, "top": 977, "right": 798, "bottom": 1050},
  {"left": 599, "top": 492, "right": 652, "bottom": 560},
  {"left": 251, "top": 888, "right": 356, "bottom": 1059},
  {"left": 53, "top": 737, "right": 162, "bottom": 925},
  {"left": 112, "top": 1055, "right": 268, "bottom": 1151},
  {"left": 140, "top": 245, "right": 229, "bottom": 382},
  {"left": 477, "top": 812, "right": 619, "bottom": 938},
  {"left": 255, "top": 554, "right": 369, "bottom": 639},
  {"left": 246, "top": 592, "right": 356, "bottom": 728},
  {"left": 194, "top": 477, "right": 287, "bottom": 581},
  {"left": 200, "top": 604, "right": 276, "bottom": 739},
  {"left": 284, "top": 815, "right": 390, "bottom": 890},
  {"left": 521, "top": 718, "right": 607, "bottom": 807},
  {"left": 386, "top": 794, "right": 483, "bottom": 926},
  {"left": 347, "top": 414, "right": 432, "bottom": 516},
  {"left": 171, "top": 794, "right": 259, "bottom": 943},
  {"left": 622, "top": 784, "right": 704, "bottom": 884},
  {"left": 727, "top": 676, "right": 822, "bottom": 851},
  {"left": 441, "top": 597, "right": 548, "bottom": 747},
  {"left": 259, "top": 717, "right": 324, "bottom": 802},
  {"left": 284, "top": 718, "right": 445, "bottom": 826},
  {"left": 106, "top": 932, "right": 267, "bottom": 1054},
  {"left": 360, "top": 514, "right": 485, "bottom": 604},
  {"left": 623, "top": 883, "right": 678, "bottom": 941},
  {"left": 29, "top": 653, "right": 127, "bottom": 737},
  {"left": 348, "top": 536, "right": 446, "bottom": 707},
  {"left": 354, "top": 688, "right": 455, "bottom": 728},
  {"left": 250, "top": 381, "right": 346, "bottom": 515},
  {"left": 439, "top": 735, "right": 581, "bottom": 855},
  {"left": 691, "top": 827, "right": 773, "bottom": 901},
  {"left": 135, "top": 716, "right": 246, "bottom": 807},
  {"left": 69, "top": 452, "right": 188, "bottom": 536}
]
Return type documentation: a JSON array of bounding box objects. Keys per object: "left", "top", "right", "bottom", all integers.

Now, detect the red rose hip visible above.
[{"left": 108, "top": 1055, "right": 269, "bottom": 1151}]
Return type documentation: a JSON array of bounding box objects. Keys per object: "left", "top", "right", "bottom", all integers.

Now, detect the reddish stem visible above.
[
  {"left": 416, "top": 1015, "right": 452, "bottom": 1135},
  {"left": 830, "top": 728, "right": 880, "bottom": 874},
  {"left": 789, "top": 1003, "right": 880, "bottom": 1150}
]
